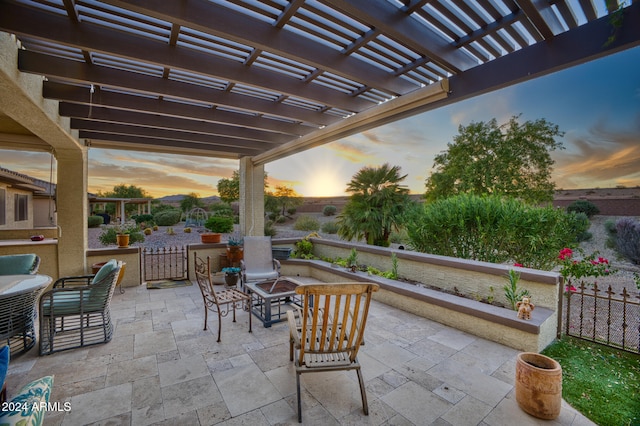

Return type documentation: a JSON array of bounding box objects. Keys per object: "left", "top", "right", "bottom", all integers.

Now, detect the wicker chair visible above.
[
  {"left": 0, "top": 254, "right": 40, "bottom": 275},
  {"left": 38, "top": 259, "right": 123, "bottom": 355},
  {"left": 194, "top": 253, "right": 251, "bottom": 342},
  {"left": 240, "top": 236, "right": 280, "bottom": 288},
  {"left": 287, "top": 282, "right": 379, "bottom": 422}
]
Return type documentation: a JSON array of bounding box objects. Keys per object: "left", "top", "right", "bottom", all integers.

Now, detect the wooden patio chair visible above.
[
  {"left": 38, "top": 259, "right": 123, "bottom": 355},
  {"left": 193, "top": 253, "right": 251, "bottom": 342},
  {"left": 287, "top": 282, "right": 379, "bottom": 423},
  {"left": 240, "top": 236, "right": 280, "bottom": 288}
]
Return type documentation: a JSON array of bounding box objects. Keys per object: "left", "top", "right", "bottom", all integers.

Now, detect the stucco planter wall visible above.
[{"left": 280, "top": 256, "right": 559, "bottom": 352}]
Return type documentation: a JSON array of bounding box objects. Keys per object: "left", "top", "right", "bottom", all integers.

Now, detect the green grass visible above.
[{"left": 541, "top": 336, "right": 640, "bottom": 426}]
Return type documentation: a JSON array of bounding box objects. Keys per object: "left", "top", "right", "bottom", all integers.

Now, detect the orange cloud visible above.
[{"left": 553, "top": 118, "right": 640, "bottom": 188}]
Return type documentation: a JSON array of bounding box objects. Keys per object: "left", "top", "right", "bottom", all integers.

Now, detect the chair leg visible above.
[
  {"left": 217, "top": 311, "right": 222, "bottom": 343},
  {"left": 203, "top": 307, "right": 208, "bottom": 331},
  {"left": 289, "top": 336, "right": 294, "bottom": 361},
  {"left": 296, "top": 371, "right": 302, "bottom": 423},
  {"left": 248, "top": 302, "right": 252, "bottom": 333},
  {"left": 356, "top": 367, "right": 369, "bottom": 415}
]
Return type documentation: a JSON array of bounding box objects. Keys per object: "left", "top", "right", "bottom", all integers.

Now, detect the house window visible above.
[
  {"left": 0, "top": 189, "right": 5, "bottom": 225},
  {"left": 14, "top": 194, "right": 28, "bottom": 222}
]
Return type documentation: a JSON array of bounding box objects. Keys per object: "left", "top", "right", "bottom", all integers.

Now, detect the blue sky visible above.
[{"left": 2, "top": 46, "right": 639, "bottom": 198}]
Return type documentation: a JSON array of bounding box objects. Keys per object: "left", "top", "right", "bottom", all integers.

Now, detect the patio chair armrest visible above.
[
  {"left": 53, "top": 275, "right": 94, "bottom": 288},
  {"left": 42, "top": 285, "right": 93, "bottom": 298},
  {"left": 273, "top": 259, "right": 281, "bottom": 272},
  {"left": 287, "top": 308, "right": 302, "bottom": 348}
]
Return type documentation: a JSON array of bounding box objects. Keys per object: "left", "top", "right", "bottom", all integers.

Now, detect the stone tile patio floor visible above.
[{"left": 7, "top": 278, "right": 594, "bottom": 426}]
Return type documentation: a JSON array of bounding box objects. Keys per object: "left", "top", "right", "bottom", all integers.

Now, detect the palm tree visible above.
[{"left": 337, "top": 164, "right": 413, "bottom": 246}]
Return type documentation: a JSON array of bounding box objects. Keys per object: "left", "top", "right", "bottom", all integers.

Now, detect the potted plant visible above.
[
  {"left": 226, "top": 234, "right": 244, "bottom": 263},
  {"left": 98, "top": 224, "right": 144, "bottom": 248},
  {"left": 222, "top": 266, "right": 241, "bottom": 287},
  {"left": 201, "top": 215, "right": 234, "bottom": 244}
]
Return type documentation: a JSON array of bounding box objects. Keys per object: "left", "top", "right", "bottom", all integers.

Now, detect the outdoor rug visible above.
[{"left": 146, "top": 279, "right": 192, "bottom": 290}]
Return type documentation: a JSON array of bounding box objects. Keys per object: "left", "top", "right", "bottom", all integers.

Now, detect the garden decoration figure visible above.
[{"left": 516, "top": 296, "right": 535, "bottom": 320}]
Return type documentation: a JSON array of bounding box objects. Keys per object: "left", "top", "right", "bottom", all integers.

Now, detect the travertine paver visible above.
[{"left": 5, "top": 281, "right": 595, "bottom": 425}]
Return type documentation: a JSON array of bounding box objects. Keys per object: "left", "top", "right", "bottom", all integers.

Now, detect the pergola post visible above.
[
  {"left": 238, "top": 157, "right": 264, "bottom": 236},
  {"left": 55, "top": 148, "right": 88, "bottom": 277}
]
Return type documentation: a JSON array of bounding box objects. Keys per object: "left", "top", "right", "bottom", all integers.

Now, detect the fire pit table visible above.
[{"left": 245, "top": 277, "right": 304, "bottom": 327}]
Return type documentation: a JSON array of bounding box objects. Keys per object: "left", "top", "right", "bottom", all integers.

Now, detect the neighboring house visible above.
[{"left": 0, "top": 167, "right": 56, "bottom": 229}]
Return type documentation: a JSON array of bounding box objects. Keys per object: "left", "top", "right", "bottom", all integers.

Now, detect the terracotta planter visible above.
[
  {"left": 515, "top": 352, "right": 562, "bottom": 420},
  {"left": 116, "top": 234, "right": 130, "bottom": 248},
  {"left": 226, "top": 246, "right": 244, "bottom": 262},
  {"left": 200, "top": 233, "right": 221, "bottom": 244}
]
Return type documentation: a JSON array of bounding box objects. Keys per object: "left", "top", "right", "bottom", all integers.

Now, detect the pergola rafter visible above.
[{"left": 0, "top": 0, "right": 637, "bottom": 161}]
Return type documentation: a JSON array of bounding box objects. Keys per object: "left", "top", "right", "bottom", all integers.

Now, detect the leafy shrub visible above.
[
  {"left": 611, "top": 217, "right": 640, "bottom": 264},
  {"left": 294, "top": 215, "right": 320, "bottom": 231},
  {"left": 98, "top": 225, "right": 144, "bottom": 246},
  {"left": 264, "top": 220, "right": 277, "bottom": 237},
  {"left": 184, "top": 227, "right": 192, "bottom": 233},
  {"left": 276, "top": 215, "right": 287, "bottom": 224},
  {"left": 323, "top": 205, "right": 337, "bottom": 216},
  {"left": 153, "top": 209, "right": 181, "bottom": 226},
  {"left": 566, "top": 212, "right": 592, "bottom": 242},
  {"left": 209, "top": 202, "right": 234, "bottom": 217},
  {"left": 143, "top": 227, "right": 152, "bottom": 235},
  {"left": 292, "top": 239, "right": 314, "bottom": 259},
  {"left": 320, "top": 221, "right": 339, "bottom": 234},
  {"left": 267, "top": 212, "right": 277, "bottom": 221},
  {"left": 153, "top": 225, "right": 159, "bottom": 231},
  {"left": 204, "top": 215, "right": 234, "bottom": 233},
  {"left": 287, "top": 207, "right": 297, "bottom": 215},
  {"left": 132, "top": 214, "right": 154, "bottom": 224},
  {"left": 566, "top": 200, "right": 600, "bottom": 218},
  {"left": 406, "top": 194, "right": 579, "bottom": 270},
  {"left": 88, "top": 215, "right": 104, "bottom": 228}
]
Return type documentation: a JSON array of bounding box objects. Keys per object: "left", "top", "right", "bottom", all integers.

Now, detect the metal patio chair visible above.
[{"left": 194, "top": 253, "right": 251, "bottom": 342}]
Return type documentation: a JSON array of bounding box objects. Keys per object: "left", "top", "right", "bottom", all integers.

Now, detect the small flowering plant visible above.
[
  {"left": 222, "top": 267, "right": 241, "bottom": 275},
  {"left": 557, "top": 247, "right": 614, "bottom": 291}
]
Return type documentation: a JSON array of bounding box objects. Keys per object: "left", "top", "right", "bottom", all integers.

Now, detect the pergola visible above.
[{"left": 0, "top": 0, "right": 639, "bottom": 276}]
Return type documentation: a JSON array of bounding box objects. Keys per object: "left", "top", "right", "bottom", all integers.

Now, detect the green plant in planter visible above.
[
  {"left": 504, "top": 269, "right": 530, "bottom": 310},
  {"left": 98, "top": 224, "right": 144, "bottom": 246},
  {"left": 205, "top": 215, "right": 234, "bottom": 234},
  {"left": 347, "top": 248, "right": 358, "bottom": 272},
  {"left": 227, "top": 234, "right": 244, "bottom": 246}
]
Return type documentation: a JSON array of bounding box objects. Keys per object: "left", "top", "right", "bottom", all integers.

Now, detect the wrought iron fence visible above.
[
  {"left": 141, "top": 246, "right": 187, "bottom": 282},
  {"left": 565, "top": 283, "right": 640, "bottom": 354}
]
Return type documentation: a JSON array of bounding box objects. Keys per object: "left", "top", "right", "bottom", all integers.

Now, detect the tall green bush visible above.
[
  {"left": 566, "top": 200, "right": 600, "bottom": 218},
  {"left": 406, "top": 194, "right": 580, "bottom": 270},
  {"left": 153, "top": 209, "right": 181, "bottom": 226},
  {"left": 88, "top": 215, "right": 104, "bottom": 228},
  {"left": 323, "top": 205, "right": 337, "bottom": 216}
]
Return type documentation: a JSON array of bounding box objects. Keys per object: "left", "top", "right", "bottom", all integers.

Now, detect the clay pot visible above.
[
  {"left": 226, "top": 246, "right": 244, "bottom": 262},
  {"left": 515, "top": 352, "right": 562, "bottom": 420},
  {"left": 200, "top": 233, "right": 221, "bottom": 244},
  {"left": 116, "top": 234, "right": 130, "bottom": 248}
]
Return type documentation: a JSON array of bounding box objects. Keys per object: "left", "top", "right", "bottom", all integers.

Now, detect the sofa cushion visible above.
[
  {"left": 0, "top": 375, "right": 53, "bottom": 426},
  {"left": 0, "top": 255, "right": 37, "bottom": 276},
  {"left": 91, "top": 259, "right": 117, "bottom": 285}
]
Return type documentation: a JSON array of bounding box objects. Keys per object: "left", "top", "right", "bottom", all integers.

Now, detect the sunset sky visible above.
[{"left": 2, "top": 46, "right": 639, "bottom": 199}]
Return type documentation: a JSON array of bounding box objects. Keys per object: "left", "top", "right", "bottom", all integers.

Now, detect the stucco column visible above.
[
  {"left": 56, "top": 147, "right": 88, "bottom": 277},
  {"left": 239, "top": 157, "right": 264, "bottom": 236}
]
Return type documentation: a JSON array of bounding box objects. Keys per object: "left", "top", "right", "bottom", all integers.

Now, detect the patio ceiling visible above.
[{"left": 0, "top": 0, "right": 638, "bottom": 163}]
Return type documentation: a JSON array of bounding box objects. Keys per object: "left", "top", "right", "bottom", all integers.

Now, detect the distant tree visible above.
[
  {"left": 337, "top": 163, "right": 414, "bottom": 247},
  {"left": 180, "top": 192, "right": 203, "bottom": 212},
  {"left": 97, "top": 184, "right": 150, "bottom": 216},
  {"left": 217, "top": 170, "right": 269, "bottom": 204},
  {"left": 273, "top": 186, "right": 303, "bottom": 216},
  {"left": 98, "top": 184, "right": 149, "bottom": 199},
  {"left": 217, "top": 171, "right": 240, "bottom": 204},
  {"left": 425, "top": 115, "right": 564, "bottom": 204}
]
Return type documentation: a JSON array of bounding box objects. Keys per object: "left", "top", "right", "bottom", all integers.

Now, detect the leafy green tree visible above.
[
  {"left": 337, "top": 163, "right": 414, "bottom": 247},
  {"left": 97, "top": 184, "right": 150, "bottom": 215},
  {"left": 217, "top": 170, "right": 269, "bottom": 204},
  {"left": 217, "top": 171, "right": 240, "bottom": 204},
  {"left": 425, "top": 115, "right": 564, "bottom": 204},
  {"left": 273, "top": 186, "right": 303, "bottom": 216},
  {"left": 180, "top": 192, "right": 203, "bottom": 212}
]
